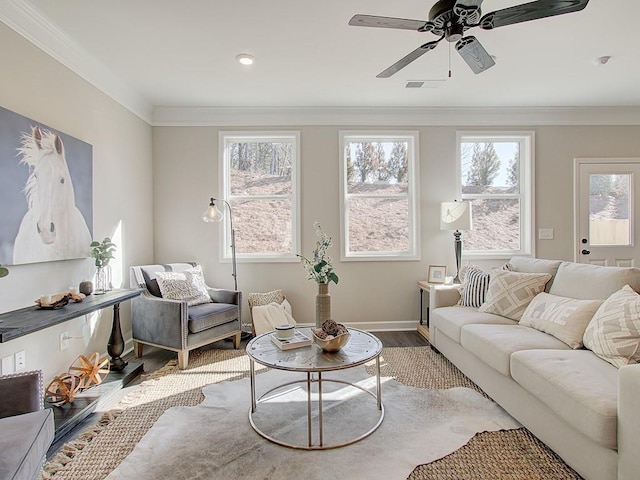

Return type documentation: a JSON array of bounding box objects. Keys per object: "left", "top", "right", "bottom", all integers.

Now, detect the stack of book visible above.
[{"left": 270, "top": 330, "right": 312, "bottom": 350}]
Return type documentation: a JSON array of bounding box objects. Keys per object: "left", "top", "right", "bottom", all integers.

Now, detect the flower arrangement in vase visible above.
[
  {"left": 298, "top": 222, "right": 338, "bottom": 326},
  {"left": 89, "top": 237, "right": 116, "bottom": 294}
]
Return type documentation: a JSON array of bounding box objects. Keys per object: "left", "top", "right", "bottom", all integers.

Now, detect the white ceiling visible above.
[{"left": 3, "top": 1, "right": 640, "bottom": 119}]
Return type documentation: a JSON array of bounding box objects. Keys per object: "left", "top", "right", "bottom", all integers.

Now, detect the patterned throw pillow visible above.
[
  {"left": 458, "top": 263, "right": 514, "bottom": 308},
  {"left": 459, "top": 266, "right": 491, "bottom": 307},
  {"left": 520, "top": 292, "right": 603, "bottom": 348},
  {"left": 248, "top": 289, "right": 285, "bottom": 310},
  {"left": 478, "top": 269, "right": 552, "bottom": 321},
  {"left": 155, "top": 265, "right": 212, "bottom": 307},
  {"left": 583, "top": 285, "right": 640, "bottom": 368}
]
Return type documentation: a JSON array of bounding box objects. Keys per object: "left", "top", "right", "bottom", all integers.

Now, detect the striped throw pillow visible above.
[{"left": 460, "top": 266, "right": 491, "bottom": 307}]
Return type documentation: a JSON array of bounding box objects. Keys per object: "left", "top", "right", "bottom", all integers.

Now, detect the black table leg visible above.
[
  {"left": 419, "top": 288, "right": 424, "bottom": 325},
  {"left": 107, "top": 303, "right": 128, "bottom": 371}
]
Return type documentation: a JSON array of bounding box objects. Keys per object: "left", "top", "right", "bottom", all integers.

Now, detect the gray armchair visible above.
[
  {"left": 0, "top": 370, "right": 54, "bottom": 480},
  {"left": 130, "top": 263, "right": 242, "bottom": 369}
]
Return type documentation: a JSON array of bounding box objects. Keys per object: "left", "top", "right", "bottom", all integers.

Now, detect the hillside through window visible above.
[
  {"left": 458, "top": 132, "right": 534, "bottom": 257},
  {"left": 340, "top": 131, "right": 420, "bottom": 260},
  {"left": 220, "top": 131, "right": 300, "bottom": 261}
]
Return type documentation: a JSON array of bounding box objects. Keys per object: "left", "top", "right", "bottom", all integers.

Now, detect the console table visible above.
[{"left": 0, "top": 289, "right": 141, "bottom": 371}]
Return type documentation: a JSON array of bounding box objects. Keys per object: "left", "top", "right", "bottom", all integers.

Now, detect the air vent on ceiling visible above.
[{"left": 405, "top": 80, "right": 446, "bottom": 88}]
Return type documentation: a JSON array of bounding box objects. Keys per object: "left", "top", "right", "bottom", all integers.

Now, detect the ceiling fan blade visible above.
[
  {"left": 456, "top": 36, "right": 496, "bottom": 74},
  {"left": 479, "top": 0, "right": 589, "bottom": 30},
  {"left": 349, "top": 14, "right": 432, "bottom": 32},
  {"left": 377, "top": 41, "right": 440, "bottom": 78},
  {"left": 453, "top": 0, "right": 484, "bottom": 22}
]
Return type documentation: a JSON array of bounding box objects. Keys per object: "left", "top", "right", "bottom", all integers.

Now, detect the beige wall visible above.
[
  {"left": 0, "top": 24, "right": 154, "bottom": 382},
  {"left": 152, "top": 124, "right": 640, "bottom": 330}
]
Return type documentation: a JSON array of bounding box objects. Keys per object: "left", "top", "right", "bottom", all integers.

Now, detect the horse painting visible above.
[{"left": 12, "top": 126, "right": 92, "bottom": 264}]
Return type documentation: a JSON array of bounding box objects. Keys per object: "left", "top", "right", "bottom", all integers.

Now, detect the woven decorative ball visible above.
[{"left": 45, "top": 373, "right": 81, "bottom": 406}]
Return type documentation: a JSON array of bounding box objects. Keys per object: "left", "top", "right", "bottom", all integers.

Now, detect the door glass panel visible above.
[{"left": 589, "top": 174, "right": 631, "bottom": 246}]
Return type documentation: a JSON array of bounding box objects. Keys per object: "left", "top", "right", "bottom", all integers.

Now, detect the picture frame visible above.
[{"left": 428, "top": 265, "right": 447, "bottom": 284}]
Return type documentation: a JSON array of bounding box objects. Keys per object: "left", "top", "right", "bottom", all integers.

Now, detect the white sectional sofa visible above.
[{"left": 429, "top": 257, "right": 640, "bottom": 480}]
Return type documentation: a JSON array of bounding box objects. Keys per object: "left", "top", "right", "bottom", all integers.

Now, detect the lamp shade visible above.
[
  {"left": 202, "top": 198, "right": 224, "bottom": 223},
  {"left": 440, "top": 201, "right": 472, "bottom": 231}
]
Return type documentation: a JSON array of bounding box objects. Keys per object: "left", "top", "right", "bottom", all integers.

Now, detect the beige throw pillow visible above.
[
  {"left": 478, "top": 269, "right": 551, "bottom": 321},
  {"left": 155, "top": 265, "right": 212, "bottom": 307},
  {"left": 583, "top": 285, "right": 640, "bottom": 368},
  {"left": 520, "top": 293, "right": 602, "bottom": 348}
]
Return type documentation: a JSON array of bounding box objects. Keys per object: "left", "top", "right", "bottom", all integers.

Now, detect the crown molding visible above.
[
  {"left": 152, "top": 105, "right": 640, "bottom": 127},
  {"left": 0, "top": 0, "right": 153, "bottom": 124}
]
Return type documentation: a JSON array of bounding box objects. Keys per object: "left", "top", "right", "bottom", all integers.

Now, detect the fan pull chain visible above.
[{"left": 448, "top": 41, "right": 452, "bottom": 78}]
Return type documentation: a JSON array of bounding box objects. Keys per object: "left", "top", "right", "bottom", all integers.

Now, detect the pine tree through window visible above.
[
  {"left": 340, "top": 131, "right": 420, "bottom": 260},
  {"left": 457, "top": 132, "right": 534, "bottom": 257}
]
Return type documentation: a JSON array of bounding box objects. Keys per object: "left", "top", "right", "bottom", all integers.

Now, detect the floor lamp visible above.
[
  {"left": 202, "top": 198, "right": 251, "bottom": 339},
  {"left": 440, "top": 200, "right": 472, "bottom": 284}
]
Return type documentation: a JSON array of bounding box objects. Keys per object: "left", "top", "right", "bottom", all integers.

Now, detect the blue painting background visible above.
[{"left": 0, "top": 105, "right": 93, "bottom": 265}]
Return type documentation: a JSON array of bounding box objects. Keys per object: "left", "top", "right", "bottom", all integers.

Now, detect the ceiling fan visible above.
[{"left": 349, "top": 0, "right": 589, "bottom": 77}]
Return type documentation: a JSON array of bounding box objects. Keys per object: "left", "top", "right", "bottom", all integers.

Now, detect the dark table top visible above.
[{"left": 0, "top": 289, "right": 141, "bottom": 342}]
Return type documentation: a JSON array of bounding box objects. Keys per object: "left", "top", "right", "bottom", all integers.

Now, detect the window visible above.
[
  {"left": 220, "top": 131, "right": 300, "bottom": 261},
  {"left": 457, "top": 132, "right": 534, "bottom": 258},
  {"left": 339, "top": 131, "right": 420, "bottom": 260}
]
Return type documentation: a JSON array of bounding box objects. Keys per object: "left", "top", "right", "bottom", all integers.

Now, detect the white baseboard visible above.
[{"left": 298, "top": 320, "right": 419, "bottom": 332}]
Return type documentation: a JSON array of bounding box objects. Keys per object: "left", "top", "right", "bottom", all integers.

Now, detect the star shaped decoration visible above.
[
  {"left": 45, "top": 373, "right": 80, "bottom": 406},
  {"left": 69, "top": 352, "right": 110, "bottom": 390}
]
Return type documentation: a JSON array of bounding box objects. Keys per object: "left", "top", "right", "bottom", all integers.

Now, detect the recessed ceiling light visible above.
[
  {"left": 594, "top": 55, "right": 611, "bottom": 66},
  {"left": 236, "top": 53, "right": 255, "bottom": 66}
]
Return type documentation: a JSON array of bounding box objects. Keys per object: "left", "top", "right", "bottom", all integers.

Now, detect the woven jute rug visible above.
[{"left": 43, "top": 345, "right": 582, "bottom": 480}]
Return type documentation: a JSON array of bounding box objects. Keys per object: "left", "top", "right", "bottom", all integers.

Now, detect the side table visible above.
[{"left": 417, "top": 281, "right": 458, "bottom": 341}]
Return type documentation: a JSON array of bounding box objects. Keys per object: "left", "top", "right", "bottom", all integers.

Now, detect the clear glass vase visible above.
[{"left": 95, "top": 266, "right": 107, "bottom": 295}]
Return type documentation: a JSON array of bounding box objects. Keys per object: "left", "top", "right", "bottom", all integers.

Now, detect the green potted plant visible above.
[
  {"left": 89, "top": 237, "right": 116, "bottom": 294},
  {"left": 0, "top": 265, "right": 8, "bottom": 278}
]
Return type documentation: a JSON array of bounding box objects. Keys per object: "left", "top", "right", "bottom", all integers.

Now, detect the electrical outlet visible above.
[
  {"left": 60, "top": 331, "right": 69, "bottom": 351},
  {"left": 14, "top": 351, "right": 25, "bottom": 371},
  {"left": 2, "top": 355, "right": 14, "bottom": 375}
]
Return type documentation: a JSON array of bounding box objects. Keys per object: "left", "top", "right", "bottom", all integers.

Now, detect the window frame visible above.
[
  {"left": 456, "top": 131, "right": 535, "bottom": 259},
  {"left": 339, "top": 130, "right": 420, "bottom": 261},
  {"left": 218, "top": 130, "right": 300, "bottom": 263}
]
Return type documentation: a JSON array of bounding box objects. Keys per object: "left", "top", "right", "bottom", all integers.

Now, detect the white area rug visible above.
[{"left": 106, "top": 366, "right": 520, "bottom": 480}]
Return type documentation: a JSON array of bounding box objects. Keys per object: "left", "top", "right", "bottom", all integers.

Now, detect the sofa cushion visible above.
[
  {"left": 460, "top": 324, "right": 570, "bottom": 377},
  {"left": 459, "top": 265, "right": 491, "bottom": 307},
  {"left": 549, "top": 262, "right": 640, "bottom": 300},
  {"left": 156, "top": 265, "right": 212, "bottom": 307},
  {"left": 511, "top": 349, "right": 618, "bottom": 449},
  {"left": 478, "top": 269, "right": 551, "bottom": 321},
  {"left": 0, "top": 409, "right": 54, "bottom": 480},
  {"left": 583, "top": 285, "right": 640, "bottom": 368},
  {"left": 431, "top": 306, "right": 516, "bottom": 344},
  {"left": 520, "top": 292, "right": 603, "bottom": 349},
  {"left": 187, "top": 302, "right": 238, "bottom": 333},
  {"left": 509, "top": 257, "right": 562, "bottom": 292}
]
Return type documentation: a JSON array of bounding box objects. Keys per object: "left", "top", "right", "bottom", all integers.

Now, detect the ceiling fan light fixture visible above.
[{"left": 236, "top": 53, "right": 255, "bottom": 66}]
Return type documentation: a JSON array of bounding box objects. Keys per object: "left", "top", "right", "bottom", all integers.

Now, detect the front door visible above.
[{"left": 575, "top": 159, "right": 640, "bottom": 266}]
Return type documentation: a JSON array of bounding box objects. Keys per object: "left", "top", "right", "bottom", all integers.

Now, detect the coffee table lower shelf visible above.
[{"left": 248, "top": 371, "right": 384, "bottom": 450}]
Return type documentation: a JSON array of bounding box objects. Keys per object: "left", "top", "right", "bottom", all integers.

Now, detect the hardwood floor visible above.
[{"left": 47, "top": 330, "right": 428, "bottom": 457}]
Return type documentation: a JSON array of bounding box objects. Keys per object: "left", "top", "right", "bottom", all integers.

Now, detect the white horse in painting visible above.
[{"left": 13, "top": 126, "right": 91, "bottom": 264}]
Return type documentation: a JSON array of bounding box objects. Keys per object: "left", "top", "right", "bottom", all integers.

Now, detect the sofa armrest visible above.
[
  {"left": 131, "top": 290, "right": 188, "bottom": 350},
  {"left": 0, "top": 371, "right": 43, "bottom": 419},
  {"left": 430, "top": 286, "right": 461, "bottom": 309},
  {"left": 207, "top": 288, "right": 241, "bottom": 305},
  {"left": 618, "top": 363, "right": 640, "bottom": 480}
]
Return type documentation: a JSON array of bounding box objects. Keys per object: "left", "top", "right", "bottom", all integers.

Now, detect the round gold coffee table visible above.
[{"left": 246, "top": 327, "right": 384, "bottom": 450}]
